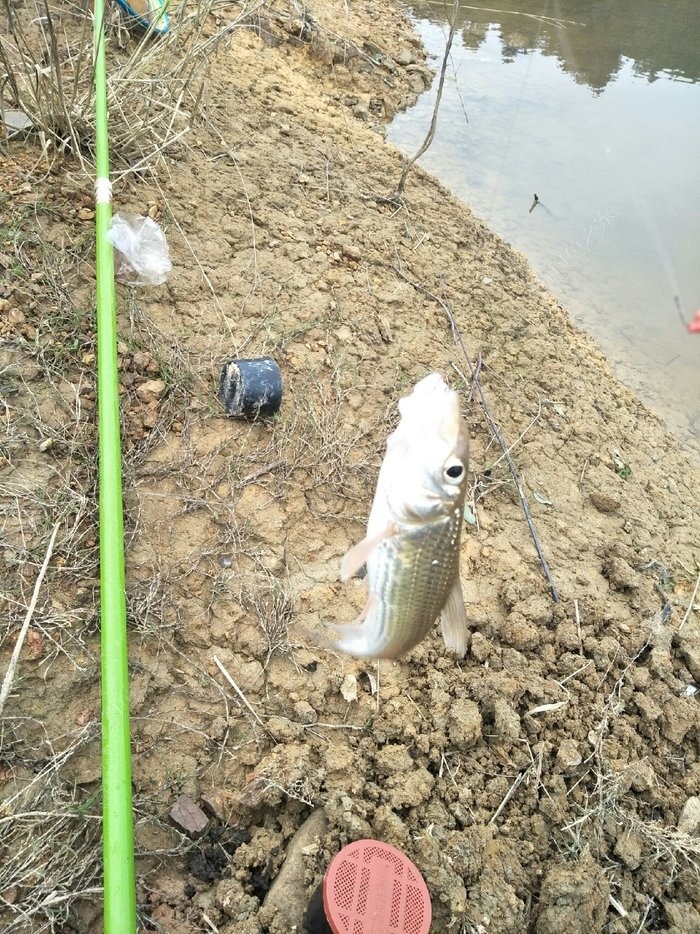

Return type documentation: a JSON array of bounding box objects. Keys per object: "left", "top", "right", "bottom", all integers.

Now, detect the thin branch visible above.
[
  {"left": 679, "top": 565, "right": 700, "bottom": 630},
  {"left": 0, "top": 522, "right": 60, "bottom": 720},
  {"left": 213, "top": 654, "right": 271, "bottom": 738},
  {"left": 391, "top": 264, "right": 560, "bottom": 601},
  {"left": 394, "top": 1, "right": 460, "bottom": 200},
  {"left": 470, "top": 359, "right": 560, "bottom": 602},
  {"left": 241, "top": 460, "right": 285, "bottom": 485},
  {"left": 488, "top": 766, "right": 530, "bottom": 824}
]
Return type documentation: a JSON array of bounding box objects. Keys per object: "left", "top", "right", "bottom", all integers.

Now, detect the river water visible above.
[{"left": 388, "top": 0, "right": 700, "bottom": 458}]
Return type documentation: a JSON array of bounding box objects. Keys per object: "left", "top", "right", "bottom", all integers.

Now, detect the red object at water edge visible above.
[
  {"left": 688, "top": 309, "right": 700, "bottom": 333},
  {"left": 323, "top": 839, "right": 432, "bottom": 934}
]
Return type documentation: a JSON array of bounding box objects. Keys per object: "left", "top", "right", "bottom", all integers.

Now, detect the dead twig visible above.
[
  {"left": 213, "top": 654, "right": 273, "bottom": 741},
  {"left": 392, "top": 1, "right": 459, "bottom": 201},
  {"left": 241, "top": 460, "right": 286, "bottom": 485},
  {"left": 679, "top": 565, "right": 700, "bottom": 630},
  {"left": 391, "top": 264, "right": 560, "bottom": 602},
  {"left": 0, "top": 522, "right": 60, "bottom": 720},
  {"left": 488, "top": 766, "right": 531, "bottom": 824}
]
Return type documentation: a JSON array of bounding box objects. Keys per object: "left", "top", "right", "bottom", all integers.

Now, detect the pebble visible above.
[
  {"left": 293, "top": 700, "right": 317, "bottom": 724},
  {"left": 556, "top": 739, "right": 582, "bottom": 771},
  {"left": 678, "top": 796, "right": 700, "bottom": 835},
  {"left": 169, "top": 794, "right": 209, "bottom": 837},
  {"left": 136, "top": 378, "right": 166, "bottom": 404},
  {"left": 262, "top": 810, "right": 329, "bottom": 927},
  {"left": 590, "top": 489, "right": 621, "bottom": 513}
]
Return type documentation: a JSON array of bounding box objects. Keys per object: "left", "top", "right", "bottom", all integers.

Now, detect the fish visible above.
[{"left": 326, "top": 372, "right": 470, "bottom": 660}]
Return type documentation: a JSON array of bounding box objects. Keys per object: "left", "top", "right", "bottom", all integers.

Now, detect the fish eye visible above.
[{"left": 444, "top": 460, "right": 464, "bottom": 482}]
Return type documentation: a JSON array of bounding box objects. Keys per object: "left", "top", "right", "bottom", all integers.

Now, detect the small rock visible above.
[
  {"left": 628, "top": 760, "right": 656, "bottom": 793},
  {"left": 170, "top": 794, "right": 209, "bottom": 837},
  {"left": 589, "top": 490, "right": 621, "bottom": 513},
  {"left": 267, "top": 716, "right": 303, "bottom": 743},
  {"left": 136, "top": 378, "right": 166, "bottom": 404},
  {"left": 293, "top": 700, "right": 317, "bottom": 724},
  {"left": 470, "top": 631, "right": 493, "bottom": 662},
  {"left": 678, "top": 796, "right": 700, "bottom": 835},
  {"left": 447, "top": 697, "right": 482, "bottom": 747},
  {"left": 661, "top": 697, "right": 699, "bottom": 745},
  {"left": 556, "top": 739, "right": 582, "bottom": 771},
  {"left": 614, "top": 830, "right": 642, "bottom": 870},
  {"left": 78, "top": 207, "right": 95, "bottom": 221},
  {"left": 201, "top": 789, "right": 239, "bottom": 824},
  {"left": 263, "top": 810, "right": 328, "bottom": 927},
  {"left": 396, "top": 48, "right": 415, "bottom": 66},
  {"left": 132, "top": 351, "right": 154, "bottom": 373},
  {"left": 340, "top": 673, "right": 358, "bottom": 702},
  {"left": 2, "top": 110, "right": 34, "bottom": 136},
  {"left": 602, "top": 556, "right": 638, "bottom": 591}
]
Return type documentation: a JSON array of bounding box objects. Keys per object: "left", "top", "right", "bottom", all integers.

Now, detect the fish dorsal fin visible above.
[
  {"left": 440, "top": 577, "right": 469, "bottom": 657},
  {"left": 340, "top": 523, "right": 397, "bottom": 582}
]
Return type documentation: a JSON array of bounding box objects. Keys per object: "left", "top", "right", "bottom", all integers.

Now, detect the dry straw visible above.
[{"left": 0, "top": 0, "right": 266, "bottom": 175}]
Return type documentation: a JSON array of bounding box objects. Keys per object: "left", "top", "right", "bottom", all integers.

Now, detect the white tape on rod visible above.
[{"left": 95, "top": 177, "right": 113, "bottom": 204}]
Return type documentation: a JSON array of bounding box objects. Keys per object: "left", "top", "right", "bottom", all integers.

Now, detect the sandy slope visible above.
[{"left": 1, "top": 2, "right": 699, "bottom": 932}]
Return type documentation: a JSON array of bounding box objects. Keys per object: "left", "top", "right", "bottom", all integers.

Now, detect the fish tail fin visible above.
[
  {"left": 325, "top": 622, "right": 379, "bottom": 658},
  {"left": 296, "top": 621, "right": 378, "bottom": 659},
  {"left": 300, "top": 595, "right": 385, "bottom": 659}
]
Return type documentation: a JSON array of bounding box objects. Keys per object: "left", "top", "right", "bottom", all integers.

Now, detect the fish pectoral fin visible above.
[
  {"left": 440, "top": 578, "right": 469, "bottom": 657},
  {"left": 340, "top": 523, "right": 397, "bottom": 582}
]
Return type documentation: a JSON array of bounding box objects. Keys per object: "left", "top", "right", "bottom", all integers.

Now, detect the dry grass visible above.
[
  {"left": 241, "top": 571, "right": 295, "bottom": 665},
  {"left": 1, "top": 0, "right": 270, "bottom": 175},
  {"left": 558, "top": 628, "right": 700, "bottom": 890},
  {"left": 0, "top": 722, "right": 103, "bottom": 933},
  {"left": 0, "top": 170, "right": 209, "bottom": 929}
]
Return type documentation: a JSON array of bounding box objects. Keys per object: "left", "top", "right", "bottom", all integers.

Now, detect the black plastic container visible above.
[
  {"left": 219, "top": 357, "right": 282, "bottom": 419},
  {"left": 302, "top": 882, "right": 333, "bottom": 933}
]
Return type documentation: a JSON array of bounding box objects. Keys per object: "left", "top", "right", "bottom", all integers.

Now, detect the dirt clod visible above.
[{"left": 536, "top": 850, "right": 610, "bottom": 934}]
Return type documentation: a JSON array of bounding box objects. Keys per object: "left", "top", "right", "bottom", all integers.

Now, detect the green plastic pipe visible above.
[{"left": 93, "top": 2, "right": 137, "bottom": 931}]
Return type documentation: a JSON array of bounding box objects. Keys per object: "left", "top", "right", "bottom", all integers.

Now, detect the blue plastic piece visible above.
[{"left": 114, "top": 0, "right": 170, "bottom": 36}]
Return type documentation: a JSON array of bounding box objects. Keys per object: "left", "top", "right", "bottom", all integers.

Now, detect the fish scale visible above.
[{"left": 368, "top": 509, "right": 462, "bottom": 656}]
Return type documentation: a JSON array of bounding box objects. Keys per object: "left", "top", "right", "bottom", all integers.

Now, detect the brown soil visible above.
[{"left": 1, "top": 2, "right": 699, "bottom": 933}]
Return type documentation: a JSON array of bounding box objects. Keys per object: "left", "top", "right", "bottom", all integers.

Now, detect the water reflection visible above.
[
  {"left": 390, "top": 0, "right": 700, "bottom": 457},
  {"left": 411, "top": 0, "right": 700, "bottom": 90}
]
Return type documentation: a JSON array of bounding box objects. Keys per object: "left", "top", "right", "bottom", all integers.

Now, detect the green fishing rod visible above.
[{"left": 93, "top": 2, "right": 136, "bottom": 930}]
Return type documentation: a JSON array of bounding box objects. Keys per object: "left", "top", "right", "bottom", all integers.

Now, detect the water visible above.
[{"left": 388, "top": 0, "right": 700, "bottom": 458}]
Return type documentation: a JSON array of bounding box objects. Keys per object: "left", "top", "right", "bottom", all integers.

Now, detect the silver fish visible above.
[{"left": 328, "top": 372, "right": 470, "bottom": 659}]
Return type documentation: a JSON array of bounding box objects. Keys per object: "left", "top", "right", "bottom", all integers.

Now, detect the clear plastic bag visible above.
[{"left": 107, "top": 212, "right": 172, "bottom": 286}]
